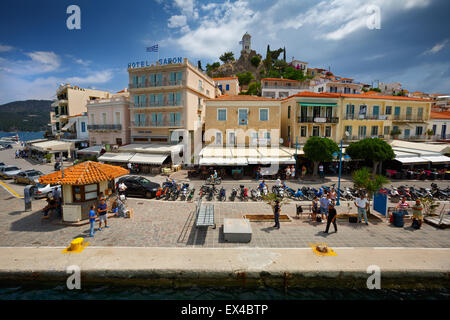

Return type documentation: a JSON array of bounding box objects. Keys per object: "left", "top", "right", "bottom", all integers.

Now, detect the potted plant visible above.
[
  {"left": 390, "top": 128, "right": 402, "bottom": 139},
  {"left": 426, "top": 129, "right": 434, "bottom": 140}
]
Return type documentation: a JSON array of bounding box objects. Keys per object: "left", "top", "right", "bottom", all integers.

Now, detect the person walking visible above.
[
  {"left": 319, "top": 164, "right": 324, "bottom": 179},
  {"left": 324, "top": 200, "right": 338, "bottom": 233},
  {"left": 312, "top": 196, "right": 319, "bottom": 221},
  {"left": 290, "top": 165, "right": 296, "bottom": 180},
  {"left": 354, "top": 192, "right": 369, "bottom": 225},
  {"left": 301, "top": 165, "right": 307, "bottom": 179},
  {"left": 89, "top": 205, "right": 97, "bottom": 237},
  {"left": 272, "top": 199, "right": 281, "bottom": 229},
  {"left": 330, "top": 187, "right": 337, "bottom": 202},
  {"left": 97, "top": 198, "right": 109, "bottom": 231},
  {"left": 319, "top": 193, "right": 330, "bottom": 222},
  {"left": 411, "top": 199, "right": 424, "bottom": 228},
  {"left": 285, "top": 166, "right": 291, "bottom": 180}
]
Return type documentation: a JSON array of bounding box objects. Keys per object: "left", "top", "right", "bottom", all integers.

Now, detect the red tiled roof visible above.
[
  {"left": 262, "top": 78, "right": 307, "bottom": 83},
  {"left": 213, "top": 77, "right": 238, "bottom": 81},
  {"left": 39, "top": 161, "right": 129, "bottom": 185},
  {"left": 206, "top": 95, "right": 280, "bottom": 101},
  {"left": 430, "top": 111, "right": 450, "bottom": 119}
]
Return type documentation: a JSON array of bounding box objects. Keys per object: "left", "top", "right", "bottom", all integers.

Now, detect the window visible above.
[
  {"left": 115, "top": 112, "right": 121, "bottom": 125},
  {"left": 418, "top": 108, "right": 423, "bottom": 118},
  {"left": 263, "top": 131, "right": 271, "bottom": 144},
  {"left": 198, "top": 80, "right": 203, "bottom": 91},
  {"left": 325, "top": 126, "right": 331, "bottom": 137},
  {"left": 406, "top": 107, "right": 412, "bottom": 119},
  {"left": 90, "top": 114, "right": 95, "bottom": 125},
  {"left": 371, "top": 126, "right": 378, "bottom": 137},
  {"left": 312, "top": 126, "right": 320, "bottom": 137},
  {"left": 217, "top": 109, "right": 227, "bottom": 121},
  {"left": 226, "top": 84, "right": 230, "bottom": 91},
  {"left": 259, "top": 108, "right": 269, "bottom": 121},
  {"left": 300, "top": 126, "right": 307, "bottom": 137},
  {"left": 72, "top": 184, "right": 98, "bottom": 202},
  {"left": 344, "top": 126, "right": 352, "bottom": 137},
  {"left": 358, "top": 126, "right": 367, "bottom": 138},
  {"left": 288, "top": 106, "right": 291, "bottom": 119},
  {"left": 250, "top": 132, "right": 258, "bottom": 145},
  {"left": 432, "top": 125, "right": 437, "bottom": 135},
  {"left": 102, "top": 113, "right": 107, "bottom": 125},
  {"left": 238, "top": 109, "right": 248, "bottom": 125},
  {"left": 384, "top": 126, "right": 390, "bottom": 135},
  {"left": 394, "top": 106, "right": 401, "bottom": 116},
  {"left": 404, "top": 129, "right": 410, "bottom": 138},
  {"left": 416, "top": 126, "right": 423, "bottom": 136},
  {"left": 228, "top": 131, "right": 236, "bottom": 145},
  {"left": 81, "top": 122, "right": 86, "bottom": 132},
  {"left": 215, "top": 131, "right": 222, "bottom": 145},
  {"left": 385, "top": 106, "right": 392, "bottom": 115}
]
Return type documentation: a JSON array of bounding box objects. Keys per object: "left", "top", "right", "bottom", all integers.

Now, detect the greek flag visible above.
[{"left": 146, "top": 44, "right": 158, "bottom": 52}]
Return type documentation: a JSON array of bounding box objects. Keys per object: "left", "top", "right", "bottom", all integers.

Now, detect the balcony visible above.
[
  {"left": 130, "top": 101, "right": 183, "bottom": 109},
  {"left": 129, "top": 79, "right": 185, "bottom": 89},
  {"left": 87, "top": 124, "right": 122, "bottom": 131},
  {"left": 344, "top": 114, "right": 388, "bottom": 120},
  {"left": 343, "top": 135, "right": 385, "bottom": 141},
  {"left": 131, "top": 120, "right": 184, "bottom": 128},
  {"left": 297, "top": 116, "right": 339, "bottom": 124},
  {"left": 263, "top": 84, "right": 309, "bottom": 90},
  {"left": 392, "top": 115, "right": 425, "bottom": 122}
]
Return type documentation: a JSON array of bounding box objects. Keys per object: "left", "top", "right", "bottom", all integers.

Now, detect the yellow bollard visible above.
[{"left": 62, "top": 237, "right": 89, "bottom": 253}]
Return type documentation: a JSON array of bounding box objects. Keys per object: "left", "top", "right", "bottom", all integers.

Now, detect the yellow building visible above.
[
  {"left": 200, "top": 95, "right": 295, "bottom": 167},
  {"left": 281, "top": 92, "right": 432, "bottom": 147},
  {"left": 213, "top": 77, "right": 240, "bottom": 96}
]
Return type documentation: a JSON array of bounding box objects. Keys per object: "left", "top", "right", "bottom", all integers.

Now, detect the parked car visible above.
[
  {"left": 14, "top": 169, "right": 44, "bottom": 185},
  {"left": 116, "top": 176, "right": 160, "bottom": 198},
  {"left": 0, "top": 162, "right": 7, "bottom": 169},
  {"left": 31, "top": 183, "right": 60, "bottom": 199},
  {"left": 0, "top": 166, "right": 21, "bottom": 179}
]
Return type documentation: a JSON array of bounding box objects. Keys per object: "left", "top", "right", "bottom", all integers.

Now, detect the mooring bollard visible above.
[{"left": 24, "top": 185, "right": 33, "bottom": 211}]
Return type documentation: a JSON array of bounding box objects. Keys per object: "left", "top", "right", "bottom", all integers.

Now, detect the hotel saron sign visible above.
[{"left": 128, "top": 57, "right": 183, "bottom": 69}]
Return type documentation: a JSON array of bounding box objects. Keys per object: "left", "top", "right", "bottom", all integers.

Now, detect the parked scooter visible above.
[
  {"left": 218, "top": 187, "right": 226, "bottom": 201},
  {"left": 230, "top": 188, "right": 238, "bottom": 201},
  {"left": 179, "top": 183, "right": 190, "bottom": 201},
  {"left": 239, "top": 185, "right": 249, "bottom": 201},
  {"left": 250, "top": 188, "right": 261, "bottom": 201}
]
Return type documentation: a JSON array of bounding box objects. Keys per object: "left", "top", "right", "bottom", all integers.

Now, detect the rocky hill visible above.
[
  {"left": 0, "top": 100, "right": 53, "bottom": 131},
  {"left": 209, "top": 50, "right": 264, "bottom": 83}
]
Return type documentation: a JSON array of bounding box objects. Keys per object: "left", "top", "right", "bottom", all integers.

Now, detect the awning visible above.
[
  {"left": 119, "top": 143, "right": 182, "bottom": 154},
  {"left": 199, "top": 157, "right": 248, "bottom": 166},
  {"left": 30, "top": 140, "right": 74, "bottom": 152},
  {"left": 395, "top": 157, "right": 429, "bottom": 164},
  {"left": 421, "top": 156, "right": 450, "bottom": 163},
  {"left": 129, "top": 153, "right": 168, "bottom": 165},
  {"left": 300, "top": 103, "right": 337, "bottom": 107},
  {"left": 98, "top": 152, "right": 135, "bottom": 163},
  {"left": 248, "top": 157, "right": 296, "bottom": 164},
  {"left": 77, "top": 145, "right": 104, "bottom": 155}
]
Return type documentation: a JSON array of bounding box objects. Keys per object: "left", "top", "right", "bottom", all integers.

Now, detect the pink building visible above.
[{"left": 87, "top": 90, "right": 130, "bottom": 147}]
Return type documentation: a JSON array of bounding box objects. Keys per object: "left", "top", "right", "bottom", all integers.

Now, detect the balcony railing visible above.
[
  {"left": 344, "top": 114, "right": 388, "bottom": 120},
  {"left": 87, "top": 124, "right": 122, "bottom": 131},
  {"left": 131, "top": 120, "right": 184, "bottom": 128},
  {"left": 297, "top": 116, "right": 339, "bottom": 124},
  {"left": 130, "top": 101, "right": 183, "bottom": 108},
  {"left": 343, "top": 135, "right": 385, "bottom": 141},
  {"left": 392, "top": 115, "right": 425, "bottom": 121},
  {"left": 129, "top": 79, "right": 185, "bottom": 89},
  {"left": 263, "top": 85, "right": 309, "bottom": 90}
]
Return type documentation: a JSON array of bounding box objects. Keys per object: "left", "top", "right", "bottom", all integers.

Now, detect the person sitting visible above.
[
  {"left": 258, "top": 180, "right": 268, "bottom": 193},
  {"left": 210, "top": 170, "right": 218, "bottom": 183},
  {"left": 42, "top": 197, "right": 58, "bottom": 218}
]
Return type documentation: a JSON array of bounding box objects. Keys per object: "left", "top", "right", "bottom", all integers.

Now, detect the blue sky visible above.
[{"left": 0, "top": 0, "right": 449, "bottom": 104}]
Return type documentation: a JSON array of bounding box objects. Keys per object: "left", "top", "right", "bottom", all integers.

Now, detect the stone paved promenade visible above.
[{"left": 1, "top": 186, "right": 449, "bottom": 249}]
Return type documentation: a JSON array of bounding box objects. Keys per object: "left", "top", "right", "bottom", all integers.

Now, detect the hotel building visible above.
[
  {"left": 50, "top": 84, "right": 111, "bottom": 138},
  {"left": 128, "top": 58, "right": 215, "bottom": 147},
  {"left": 87, "top": 90, "right": 130, "bottom": 148}
]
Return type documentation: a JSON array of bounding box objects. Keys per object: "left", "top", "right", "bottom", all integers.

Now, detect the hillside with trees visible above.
[{"left": 0, "top": 100, "right": 53, "bottom": 131}]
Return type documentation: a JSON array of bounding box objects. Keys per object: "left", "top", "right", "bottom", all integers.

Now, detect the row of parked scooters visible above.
[
  {"left": 155, "top": 182, "right": 195, "bottom": 201},
  {"left": 380, "top": 183, "right": 450, "bottom": 202}
]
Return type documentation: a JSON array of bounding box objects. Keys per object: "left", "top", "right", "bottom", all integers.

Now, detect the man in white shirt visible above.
[
  {"left": 118, "top": 181, "right": 127, "bottom": 196},
  {"left": 319, "top": 164, "right": 324, "bottom": 179},
  {"left": 354, "top": 192, "right": 369, "bottom": 225},
  {"left": 127, "top": 162, "right": 132, "bottom": 171}
]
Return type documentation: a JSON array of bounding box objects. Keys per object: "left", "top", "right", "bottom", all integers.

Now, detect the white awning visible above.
[
  {"left": 30, "top": 140, "right": 74, "bottom": 152},
  {"left": 248, "top": 157, "right": 296, "bottom": 164},
  {"left": 119, "top": 143, "right": 182, "bottom": 154},
  {"left": 421, "top": 156, "right": 450, "bottom": 163},
  {"left": 77, "top": 145, "right": 104, "bottom": 155},
  {"left": 199, "top": 157, "right": 248, "bottom": 166},
  {"left": 129, "top": 153, "right": 168, "bottom": 165},
  {"left": 98, "top": 152, "right": 135, "bottom": 163},
  {"left": 395, "top": 157, "right": 429, "bottom": 164}
]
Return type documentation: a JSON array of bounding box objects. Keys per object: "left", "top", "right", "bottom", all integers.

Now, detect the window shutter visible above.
[
  {"left": 176, "top": 112, "right": 181, "bottom": 125},
  {"left": 158, "top": 93, "right": 164, "bottom": 106},
  {"left": 158, "top": 112, "right": 163, "bottom": 126},
  {"left": 135, "top": 113, "right": 139, "bottom": 125},
  {"left": 141, "top": 95, "right": 146, "bottom": 107},
  {"left": 168, "top": 92, "right": 174, "bottom": 105},
  {"left": 152, "top": 113, "right": 157, "bottom": 125},
  {"left": 176, "top": 92, "right": 181, "bottom": 105},
  {"left": 134, "top": 95, "right": 139, "bottom": 107},
  {"left": 157, "top": 73, "right": 162, "bottom": 85},
  {"left": 177, "top": 72, "right": 182, "bottom": 82}
]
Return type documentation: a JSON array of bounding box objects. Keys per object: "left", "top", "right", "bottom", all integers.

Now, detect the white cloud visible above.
[
  {"left": 65, "top": 70, "right": 114, "bottom": 84},
  {"left": 0, "top": 43, "right": 13, "bottom": 52},
  {"left": 423, "top": 39, "right": 449, "bottom": 55},
  {"left": 0, "top": 51, "right": 61, "bottom": 75},
  {"left": 174, "top": 0, "right": 198, "bottom": 19},
  {"left": 168, "top": 15, "right": 188, "bottom": 28},
  {"left": 167, "top": 0, "right": 258, "bottom": 59}
]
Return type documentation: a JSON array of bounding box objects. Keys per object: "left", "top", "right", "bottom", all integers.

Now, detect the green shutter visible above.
[
  {"left": 134, "top": 95, "right": 139, "bottom": 107},
  {"left": 135, "top": 113, "right": 139, "bottom": 125},
  {"left": 150, "top": 94, "right": 155, "bottom": 106},
  {"left": 157, "top": 73, "right": 162, "bottom": 85},
  {"left": 158, "top": 93, "right": 164, "bottom": 106},
  {"left": 176, "top": 112, "right": 181, "bottom": 125},
  {"left": 152, "top": 113, "right": 157, "bottom": 125},
  {"left": 177, "top": 72, "right": 182, "bottom": 82},
  {"left": 158, "top": 112, "right": 162, "bottom": 126},
  {"left": 168, "top": 92, "right": 174, "bottom": 105},
  {"left": 176, "top": 92, "right": 181, "bottom": 105}
]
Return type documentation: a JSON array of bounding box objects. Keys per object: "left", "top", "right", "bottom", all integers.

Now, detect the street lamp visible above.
[{"left": 336, "top": 131, "right": 350, "bottom": 206}]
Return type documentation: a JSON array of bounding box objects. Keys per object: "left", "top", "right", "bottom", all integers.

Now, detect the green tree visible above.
[
  {"left": 240, "top": 82, "right": 261, "bottom": 96},
  {"left": 352, "top": 167, "right": 389, "bottom": 214},
  {"left": 345, "top": 138, "right": 395, "bottom": 175},
  {"left": 284, "top": 66, "right": 306, "bottom": 81},
  {"left": 369, "top": 87, "right": 381, "bottom": 92},
  {"left": 205, "top": 62, "right": 220, "bottom": 76},
  {"left": 390, "top": 128, "right": 402, "bottom": 139},
  {"left": 219, "top": 51, "right": 235, "bottom": 64},
  {"left": 236, "top": 71, "right": 254, "bottom": 86},
  {"left": 303, "top": 137, "right": 339, "bottom": 177},
  {"left": 250, "top": 56, "right": 261, "bottom": 68}
]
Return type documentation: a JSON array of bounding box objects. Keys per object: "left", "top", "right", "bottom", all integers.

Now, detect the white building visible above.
[{"left": 240, "top": 32, "right": 251, "bottom": 54}]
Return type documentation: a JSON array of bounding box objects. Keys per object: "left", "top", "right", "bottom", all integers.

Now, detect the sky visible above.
[{"left": 0, "top": 0, "right": 449, "bottom": 104}]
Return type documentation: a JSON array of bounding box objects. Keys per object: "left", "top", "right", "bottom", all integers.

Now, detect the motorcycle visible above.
[
  {"left": 272, "top": 185, "right": 285, "bottom": 198},
  {"left": 179, "top": 183, "right": 189, "bottom": 201},
  {"left": 230, "top": 188, "right": 238, "bottom": 201},
  {"left": 206, "top": 176, "right": 222, "bottom": 185},
  {"left": 239, "top": 185, "right": 248, "bottom": 201},
  {"left": 250, "top": 188, "right": 261, "bottom": 201},
  {"left": 218, "top": 187, "right": 226, "bottom": 201},
  {"left": 187, "top": 188, "right": 195, "bottom": 201}
]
